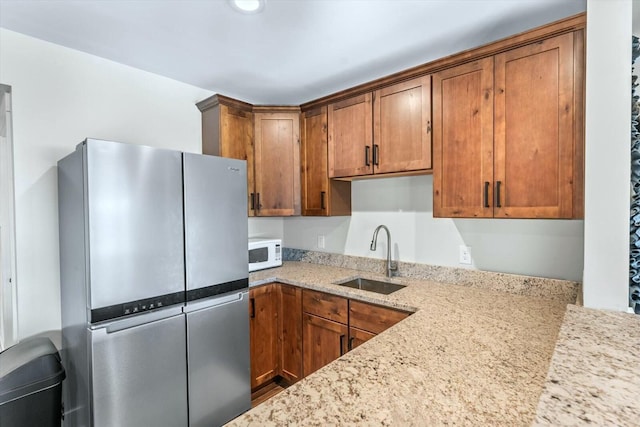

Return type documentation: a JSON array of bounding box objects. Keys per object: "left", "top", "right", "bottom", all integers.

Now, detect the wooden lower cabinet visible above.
[
  {"left": 250, "top": 285, "right": 412, "bottom": 393},
  {"left": 278, "top": 284, "right": 303, "bottom": 383},
  {"left": 302, "top": 313, "right": 348, "bottom": 377},
  {"left": 349, "top": 299, "right": 411, "bottom": 335},
  {"left": 348, "top": 326, "right": 376, "bottom": 351},
  {"left": 249, "top": 284, "right": 279, "bottom": 390}
]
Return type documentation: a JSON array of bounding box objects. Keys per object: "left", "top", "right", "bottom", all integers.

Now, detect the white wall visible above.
[
  {"left": 0, "top": 29, "right": 214, "bottom": 340},
  {"left": 583, "top": 0, "right": 632, "bottom": 310},
  {"left": 284, "top": 175, "right": 585, "bottom": 281},
  {"left": 249, "top": 217, "right": 284, "bottom": 240}
]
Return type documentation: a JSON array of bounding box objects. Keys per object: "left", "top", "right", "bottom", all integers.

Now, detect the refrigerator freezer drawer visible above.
[
  {"left": 186, "top": 291, "right": 251, "bottom": 427},
  {"left": 90, "top": 310, "right": 188, "bottom": 427}
]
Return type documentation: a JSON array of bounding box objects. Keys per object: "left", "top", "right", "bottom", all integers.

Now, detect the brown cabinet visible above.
[
  {"left": 301, "top": 106, "right": 351, "bottom": 216},
  {"left": 373, "top": 76, "right": 432, "bottom": 174},
  {"left": 302, "top": 313, "right": 348, "bottom": 377},
  {"left": 197, "top": 96, "right": 301, "bottom": 217},
  {"left": 249, "top": 284, "right": 279, "bottom": 390},
  {"left": 301, "top": 288, "right": 410, "bottom": 375},
  {"left": 196, "top": 94, "right": 255, "bottom": 216},
  {"left": 328, "top": 93, "right": 373, "bottom": 178},
  {"left": 278, "top": 284, "right": 302, "bottom": 384},
  {"left": 349, "top": 299, "right": 411, "bottom": 335},
  {"left": 327, "top": 76, "right": 432, "bottom": 179},
  {"left": 253, "top": 108, "right": 301, "bottom": 216},
  {"left": 433, "top": 31, "right": 584, "bottom": 219},
  {"left": 348, "top": 327, "right": 376, "bottom": 351},
  {"left": 432, "top": 58, "right": 495, "bottom": 218},
  {"left": 302, "top": 289, "right": 349, "bottom": 376}
]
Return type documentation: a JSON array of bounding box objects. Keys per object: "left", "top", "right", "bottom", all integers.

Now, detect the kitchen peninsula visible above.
[{"left": 230, "top": 258, "right": 576, "bottom": 425}]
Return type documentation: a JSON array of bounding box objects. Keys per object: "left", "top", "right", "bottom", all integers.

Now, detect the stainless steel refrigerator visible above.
[{"left": 58, "top": 139, "right": 250, "bottom": 427}]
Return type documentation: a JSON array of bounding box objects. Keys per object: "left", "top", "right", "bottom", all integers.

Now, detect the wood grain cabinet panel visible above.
[
  {"left": 253, "top": 109, "right": 301, "bottom": 216},
  {"left": 433, "top": 31, "right": 583, "bottom": 219},
  {"left": 302, "top": 313, "right": 348, "bottom": 377},
  {"left": 249, "top": 284, "right": 279, "bottom": 390},
  {"left": 494, "top": 32, "right": 577, "bottom": 218},
  {"left": 348, "top": 327, "right": 376, "bottom": 351},
  {"left": 301, "top": 106, "right": 352, "bottom": 216},
  {"left": 302, "top": 289, "right": 348, "bottom": 324},
  {"left": 278, "top": 284, "right": 302, "bottom": 384},
  {"left": 373, "top": 75, "right": 432, "bottom": 174},
  {"left": 433, "top": 58, "right": 494, "bottom": 218},
  {"left": 196, "top": 95, "right": 255, "bottom": 216},
  {"left": 349, "top": 300, "right": 411, "bottom": 335},
  {"left": 328, "top": 94, "right": 373, "bottom": 178}
]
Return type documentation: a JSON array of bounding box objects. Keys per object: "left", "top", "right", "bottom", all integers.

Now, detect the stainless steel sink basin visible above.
[{"left": 335, "top": 277, "right": 406, "bottom": 295}]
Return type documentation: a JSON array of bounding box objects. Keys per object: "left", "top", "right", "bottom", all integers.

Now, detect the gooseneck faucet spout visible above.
[{"left": 370, "top": 225, "right": 397, "bottom": 278}]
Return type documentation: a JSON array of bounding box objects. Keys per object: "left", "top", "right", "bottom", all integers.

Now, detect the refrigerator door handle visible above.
[
  {"left": 183, "top": 291, "right": 246, "bottom": 314},
  {"left": 93, "top": 306, "right": 184, "bottom": 334}
]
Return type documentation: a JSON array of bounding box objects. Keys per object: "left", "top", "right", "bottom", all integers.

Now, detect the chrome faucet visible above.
[{"left": 370, "top": 225, "right": 397, "bottom": 278}]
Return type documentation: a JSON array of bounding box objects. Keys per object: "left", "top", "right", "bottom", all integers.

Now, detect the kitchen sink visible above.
[{"left": 335, "top": 277, "right": 406, "bottom": 295}]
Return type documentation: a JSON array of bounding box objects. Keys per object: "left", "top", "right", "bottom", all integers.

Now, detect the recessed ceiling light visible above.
[{"left": 229, "top": 0, "right": 265, "bottom": 14}]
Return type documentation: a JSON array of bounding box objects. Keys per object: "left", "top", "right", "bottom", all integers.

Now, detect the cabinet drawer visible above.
[
  {"left": 302, "top": 289, "right": 348, "bottom": 324},
  {"left": 349, "top": 300, "right": 410, "bottom": 334}
]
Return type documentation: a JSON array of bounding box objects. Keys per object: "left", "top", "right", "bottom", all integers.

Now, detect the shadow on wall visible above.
[
  {"left": 16, "top": 166, "right": 62, "bottom": 339},
  {"left": 282, "top": 174, "right": 584, "bottom": 281}
]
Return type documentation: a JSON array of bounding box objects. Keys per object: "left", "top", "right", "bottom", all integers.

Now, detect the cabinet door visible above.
[
  {"left": 278, "top": 284, "right": 302, "bottom": 384},
  {"left": 373, "top": 75, "right": 432, "bottom": 173},
  {"left": 328, "top": 93, "right": 373, "bottom": 178},
  {"left": 301, "top": 106, "right": 352, "bottom": 216},
  {"left": 494, "top": 32, "right": 575, "bottom": 218},
  {"left": 254, "top": 112, "right": 301, "bottom": 216},
  {"left": 432, "top": 57, "right": 495, "bottom": 218},
  {"left": 348, "top": 326, "right": 376, "bottom": 351},
  {"left": 302, "top": 313, "right": 348, "bottom": 377},
  {"left": 249, "top": 285, "right": 278, "bottom": 390}
]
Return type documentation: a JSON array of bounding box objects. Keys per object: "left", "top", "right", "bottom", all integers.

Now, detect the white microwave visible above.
[{"left": 248, "top": 238, "right": 282, "bottom": 272}]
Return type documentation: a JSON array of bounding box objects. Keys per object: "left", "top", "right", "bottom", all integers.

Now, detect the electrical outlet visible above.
[
  {"left": 459, "top": 245, "right": 472, "bottom": 265},
  {"left": 317, "top": 235, "right": 326, "bottom": 249}
]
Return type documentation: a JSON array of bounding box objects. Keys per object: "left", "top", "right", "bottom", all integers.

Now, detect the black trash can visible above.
[{"left": 0, "top": 337, "right": 66, "bottom": 427}]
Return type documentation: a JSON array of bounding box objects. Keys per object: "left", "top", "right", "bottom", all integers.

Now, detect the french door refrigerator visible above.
[{"left": 58, "top": 139, "right": 250, "bottom": 427}]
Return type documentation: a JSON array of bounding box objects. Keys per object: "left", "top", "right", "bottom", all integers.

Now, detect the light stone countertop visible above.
[
  {"left": 229, "top": 262, "right": 571, "bottom": 426},
  {"left": 534, "top": 305, "right": 640, "bottom": 426}
]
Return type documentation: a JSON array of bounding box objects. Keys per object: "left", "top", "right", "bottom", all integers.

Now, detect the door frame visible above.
[{"left": 0, "top": 84, "right": 18, "bottom": 349}]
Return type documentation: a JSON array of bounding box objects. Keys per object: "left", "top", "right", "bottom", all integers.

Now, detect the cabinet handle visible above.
[
  {"left": 256, "top": 193, "right": 261, "bottom": 210},
  {"left": 484, "top": 182, "right": 490, "bottom": 208},
  {"left": 373, "top": 144, "right": 379, "bottom": 166},
  {"left": 321, "top": 191, "right": 326, "bottom": 210},
  {"left": 348, "top": 337, "right": 354, "bottom": 351},
  {"left": 365, "top": 146, "right": 371, "bottom": 167},
  {"left": 496, "top": 181, "right": 502, "bottom": 208},
  {"left": 250, "top": 193, "right": 255, "bottom": 211},
  {"left": 250, "top": 298, "right": 255, "bottom": 318},
  {"left": 339, "top": 334, "right": 346, "bottom": 355}
]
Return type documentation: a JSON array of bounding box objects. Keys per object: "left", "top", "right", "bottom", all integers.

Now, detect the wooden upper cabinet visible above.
[
  {"left": 301, "top": 107, "right": 351, "bottom": 216},
  {"left": 327, "top": 77, "right": 432, "bottom": 179},
  {"left": 433, "top": 57, "right": 495, "bottom": 218},
  {"left": 196, "top": 94, "right": 255, "bottom": 216},
  {"left": 373, "top": 75, "right": 432, "bottom": 174},
  {"left": 494, "top": 32, "right": 579, "bottom": 218},
  {"left": 328, "top": 93, "right": 373, "bottom": 178},
  {"left": 253, "top": 108, "right": 301, "bottom": 216},
  {"left": 433, "top": 30, "right": 584, "bottom": 219}
]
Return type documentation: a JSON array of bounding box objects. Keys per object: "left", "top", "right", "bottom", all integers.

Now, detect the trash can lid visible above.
[{"left": 0, "top": 337, "right": 66, "bottom": 405}]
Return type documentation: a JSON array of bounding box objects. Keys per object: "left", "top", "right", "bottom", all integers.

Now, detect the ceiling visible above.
[{"left": 0, "top": 0, "right": 590, "bottom": 104}]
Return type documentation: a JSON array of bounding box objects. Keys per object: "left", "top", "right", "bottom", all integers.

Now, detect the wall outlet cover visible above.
[
  {"left": 459, "top": 245, "right": 472, "bottom": 265},
  {"left": 317, "top": 234, "right": 326, "bottom": 249}
]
